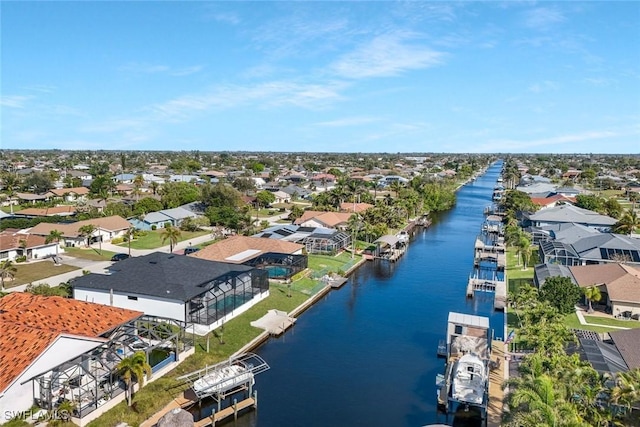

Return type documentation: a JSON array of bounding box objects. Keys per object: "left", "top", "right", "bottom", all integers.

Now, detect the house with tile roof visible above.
[
  {"left": 28, "top": 216, "right": 133, "bottom": 247},
  {"left": 568, "top": 263, "right": 640, "bottom": 318},
  {"left": 72, "top": 252, "right": 269, "bottom": 335},
  {"left": 49, "top": 187, "right": 90, "bottom": 202},
  {"left": 0, "top": 230, "right": 57, "bottom": 263},
  {"left": 191, "top": 235, "right": 306, "bottom": 280},
  {"left": 339, "top": 202, "right": 374, "bottom": 213},
  {"left": 0, "top": 293, "right": 147, "bottom": 422},
  {"left": 294, "top": 210, "right": 353, "bottom": 230},
  {"left": 14, "top": 205, "right": 77, "bottom": 218}
]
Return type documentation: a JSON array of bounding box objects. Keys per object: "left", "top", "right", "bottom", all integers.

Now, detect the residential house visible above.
[
  {"left": 525, "top": 204, "right": 617, "bottom": 231},
  {"left": 539, "top": 232, "right": 640, "bottom": 266},
  {"left": 0, "top": 294, "right": 141, "bottom": 422},
  {"left": 294, "top": 210, "right": 353, "bottom": 230},
  {"left": 280, "top": 184, "right": 311, "bottom": 200},
  {"left": 569, "top": 263, "right": 640, "bottom": 318},
  {"left": 28, "top": 216, "right": 133, "bottom": 247},
  {"left": 0, "top": 230, "right": 58, "bottom": 262},
  {"left": 72, "top": 252, "right": 269, "bottom": 335},
  {"left": 191, "top": 235, "right": 306, "bottom": 279},
  {"left": 49, "top": 187, "right": 90, "bottom": 203},
  {"left": 14, "top": 206, "right": 76, "bottom": 219},
  {"left": 609, "top": 329, "right": 640, "bottom": 370},
  {"left": 270, "top": 190, "right": 290, "bottom": 204},
  {"left": 530, "top": 194, "right": 576, "bottom": 210},
  {"left": 133, "top": 207, "right": 199, "bottom": 230},
  {"left": 112, "top": 173, "right": 136, "bottom": 184},
  {"left": 254, "top": 224, "right": 351, "bottom": 254},
  {"left": 339, "top": 202, "right": 373, "bottom": 213},
  {"left": 15, "top": 192, "right": 51, "bottom": 204}
]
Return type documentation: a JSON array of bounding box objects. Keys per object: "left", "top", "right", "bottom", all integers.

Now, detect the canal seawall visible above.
[{"left": 232, "top": 161, "right": 504, "bottom": 427}]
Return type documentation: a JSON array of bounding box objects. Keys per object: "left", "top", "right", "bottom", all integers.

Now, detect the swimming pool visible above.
[{"left": 265, "top": 265, "right": 293, "bottom": 278}]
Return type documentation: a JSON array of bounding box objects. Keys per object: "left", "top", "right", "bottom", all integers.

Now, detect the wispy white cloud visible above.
[
  {"left": 523, "top": 7, "right": 565, "bottom": 30},
  {"left": 210, "top": 12, "right": 240, "bottom": 25},
  {"left": 170, "top": 66, "right": 204, "bottom": 76},
  {"left": 146, "top": 80, "right": 347, "bottom": 120},
  {"left": 330, "top": 32, "right": 445, "bottom": 79},
  {"left": 23, "top": 84, "right": 57, "bottom": 93},
  {"left": 0, "top": 95, "right": 33, "bottom": 108},
  {"left": 314, "top": 116, "right": 379, "bottom": 127},
  {"left": 582, "top": 77, "right": 615, "bottom": 86},
  {"left": 118, "top": 62, "right": 203, "bottom": 76},
  {"left": 118, "top": 62, "right": 169, "bottom": 74},
  {"left": 528, "top": 80, "right": 559, "bottom": 93}
]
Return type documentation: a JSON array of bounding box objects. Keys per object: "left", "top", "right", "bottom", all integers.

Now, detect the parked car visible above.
[
  {"left": 111, "top": 253, "right": 130, "bottom": 262},
  {"left": 184, "top": 247, "right": 200, "bottom": 255}
]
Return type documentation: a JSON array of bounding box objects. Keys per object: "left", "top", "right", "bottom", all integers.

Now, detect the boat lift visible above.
[{"left": 175, "top": 353, "right": 269, "bottom": 416}]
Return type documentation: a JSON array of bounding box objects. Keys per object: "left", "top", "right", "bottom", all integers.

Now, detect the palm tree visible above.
[
  {"left": 583, "top": 286, "right": 602, "bottom": 313},
  {"left": 117, "top": 351, "right": 152, "bottom": 406},
  {"left": 45, "top": 229, "right": 64, "bottom": 258},
  {"left": 160, "top": 225, "right": 181, "bottom": 253},
  {"left": 127, "top": 226, "right": 136, "bottom": 256},
  {"left": 504, "top": 374, "right": 583, "bottom": 426},
  {"left": 612, "top": 210, "right": 640, "bottom": 235},
  {"left": 0, "top": 259, "right": 17, "bottom": 291},
  {"left": 609, "top": 368, "right": 640, "bottom": 415},
  {"left": 78, "top": 224, "right": 96, "bottom": 248}
]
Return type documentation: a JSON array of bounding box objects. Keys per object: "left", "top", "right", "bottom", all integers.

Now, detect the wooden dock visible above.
[
  {"left": 487, "top": 340, "right": 507, "bottom": 427},
  {"left": 194, "top": 397, "right": 256, "bottom": 427}
]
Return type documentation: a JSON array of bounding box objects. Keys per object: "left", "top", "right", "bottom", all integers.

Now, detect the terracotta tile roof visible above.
[
  {"left": 609, "top": 329, "right": 640, "bottom": 370},
  {"left": 339, "top": 202, "right": 374, "bottom": 213},
  {"left": 29, "top": 215, "right": 132, "bottom": 237},
  {"left": 530, "top": 194, "right": 576, "bottom": 207},
  {"left": 0, "top": 293, "right": 142, "bottom": 393},
  {"left": 17, "top": 205, "right": 76, "bottom": 217},
  {"left": 49, "top": 187, "right": 89, "bottom": 196},
  {"left": 295, "top": 211, "right": 352, "bottom": 228},
  {"left": 192, "top": 235, "right": 303, "bottom": 263},
  {"left": 0, "top": 231, "right": 48, "bottom": 251}
]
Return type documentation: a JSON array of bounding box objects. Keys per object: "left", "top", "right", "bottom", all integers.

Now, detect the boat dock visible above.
[
  {"left": 487, "top": 340, "right": 507, "bottom": 427},
  {"left": 466, "top": 277, "right": 507, "bottom": 311}
]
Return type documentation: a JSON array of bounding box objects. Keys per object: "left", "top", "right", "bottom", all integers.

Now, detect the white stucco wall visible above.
[
  {"left": 0, "top": 336, "right": 103, "bottom": 425},
  {"left": 30, "top": 245, "right": 57, "bottom": 260},
  {"left": 74, "top": 288, "right": 186, "bottom": 322}
]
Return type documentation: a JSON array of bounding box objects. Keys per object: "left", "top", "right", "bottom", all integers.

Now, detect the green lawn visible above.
[
  {"left": 506, "top": 247, "right": 537, "bottom": 292},
  {"left": 63, "top": 247, "right": 118, "bottom": 261},
  {"left": 583, "top": 315, "right": 640, "bottom": 329},
  {"left": 4, "top": 261, "right": 79, "bottom": 288},
  {"left": 120, "top": 230, "right": 209, "bottom": 250},
  {"left": 563, "top": 313, "right": 613, "bottom": 333}
]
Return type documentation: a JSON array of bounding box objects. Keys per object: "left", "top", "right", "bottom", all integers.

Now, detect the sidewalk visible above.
[{"left": 575, "top": 307, "right": 631, "bottom": 330}]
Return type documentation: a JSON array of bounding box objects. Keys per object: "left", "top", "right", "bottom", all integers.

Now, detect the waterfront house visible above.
[
  {"left": 294, "top": 210, "right": 353, "bottom": 230},
  {"left": 0, "top": 293, "right": 186, "bottom": 423},
  {"left": 538, "top": 232, "right": 640, "bottom": 266},
  {"left": 72, "top": 252, "right": 269, "bottom": 335},
  {"left": 525, "top": 204, "right": 617, "bottom": 231},
  {"left": 254, "top": 224, "right": 351, "bottom": 254},
  {"left": 191, "top": 235, "right": 307, "bottom": 280}
]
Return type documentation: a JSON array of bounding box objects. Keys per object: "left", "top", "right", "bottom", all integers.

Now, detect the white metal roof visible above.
[{"left": 448, "top": 312, "right": 490, "bottom": 329}]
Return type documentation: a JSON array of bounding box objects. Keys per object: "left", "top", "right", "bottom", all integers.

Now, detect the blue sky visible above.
[{"left": 1, "top": 1, "right": 639, "bottom": 154}]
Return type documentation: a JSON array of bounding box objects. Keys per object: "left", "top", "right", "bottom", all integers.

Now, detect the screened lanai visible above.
[
  {"left": 244, "top": 252, "right": 308, "bottom": 279},
  {"left": 187, "top": 269, "right": 269, "bottom": 326},
  {"left": 539, "top": 240, "right": 581, "bottom": 266},
  {"left": 25, "top": 316, "right": 186, "bottom": 419}
]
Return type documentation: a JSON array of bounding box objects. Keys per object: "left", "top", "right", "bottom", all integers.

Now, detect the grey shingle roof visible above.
[
  {"left": 609, "top": 329, "right": 640, "bottom": 370},
  {"left": 529, "top": 205, "right": 616, "bottom": 226},
  {"left": 534, "top": 263, "right": 575, "bottom": 287},
  {"left": 72, "top": 252, "right": 254, "bottom": 302}
]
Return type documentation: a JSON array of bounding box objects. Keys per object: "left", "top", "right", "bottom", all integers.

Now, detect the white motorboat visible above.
[
  {"left": 193, "top": 364, "right": 254, "bottom": 396},
  {"left": 451, "top": 353, "right": 486, "bottom": 405}
]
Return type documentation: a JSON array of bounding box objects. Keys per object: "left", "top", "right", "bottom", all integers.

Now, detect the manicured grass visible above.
[
  {"left": 4, "top": 261, "right": 79, "bottom": 288},
  {"left": 583, "top": 315, "right": 640, "bottom": 329},
  {"left": 594, "top": 189, "right": 624, "bottom": 198},
  {"left": 563, "top": 313, "right": 612, "bottom": 333},
  {"left": 63, "top": 247, "right": 118, "bottom": 261},
  {"left": 120, "top": 230, "right": 208, "bottom": 250}
]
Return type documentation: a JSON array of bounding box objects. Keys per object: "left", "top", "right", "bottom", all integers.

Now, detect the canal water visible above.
[{"left": 231, "top": 162, "right": 504, "bottom": 427}]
